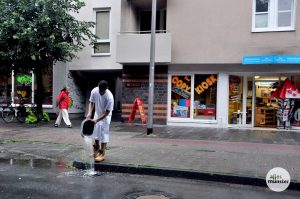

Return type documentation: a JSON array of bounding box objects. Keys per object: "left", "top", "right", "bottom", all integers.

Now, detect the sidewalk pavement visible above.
[{"left": 0, "top": 118, "right": 300, "bottom": 190}]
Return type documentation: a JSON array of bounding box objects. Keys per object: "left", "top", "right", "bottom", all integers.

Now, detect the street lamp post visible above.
[{"left": 147, "top": 0, "right": 157, "bottom": 135}]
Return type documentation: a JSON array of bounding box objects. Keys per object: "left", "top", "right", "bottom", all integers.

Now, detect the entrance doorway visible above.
[
  {"left": 254, "top": 77, "right": 279, "bottom": 128},
  {"left": 228, "top": 75, "right": 292, "bottom": 128},
  {"left": 228, "top": 75, "right": 253, "bottom": 127}
]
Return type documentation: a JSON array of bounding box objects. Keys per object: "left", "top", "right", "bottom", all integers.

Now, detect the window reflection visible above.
[
  {"left": 256, "top": 0, "right": 269, "bottom": 12},
  {"left": 0, "top": 75, "right": 12, "bottom": 104},
  {"left": 12, "top": 67, "right": 53, "bottom": 105},
  {"left": 194, "top": 74, "right": 217, "bottom": 120},
  {"left": 14, "top": 73, "right": 32, "bottom": 104},
  {"left": 40, "top": 67, "right": 53, "bottom": 105},
  {"left": 171, "top": 75, "right": 191, "bottom": 118}
]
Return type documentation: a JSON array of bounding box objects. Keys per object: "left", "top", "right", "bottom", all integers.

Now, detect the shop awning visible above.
[{"left": 242, "top": 55, "right": 300, "bottom": 65}]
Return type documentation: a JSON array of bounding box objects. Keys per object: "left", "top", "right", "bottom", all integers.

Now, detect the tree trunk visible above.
[{"left": 35, "top": 66, "right": 44, "bottom": 120}]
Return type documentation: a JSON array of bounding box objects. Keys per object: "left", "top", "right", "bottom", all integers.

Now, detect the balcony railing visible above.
[{"left": 116, "top": 31, "right": 171, "bottom": 64}]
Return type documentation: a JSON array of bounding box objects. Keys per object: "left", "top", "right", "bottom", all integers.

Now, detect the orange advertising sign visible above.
[
  {"left": 171, "top": 76, "right": 191, "bottom": 99},
  {"left": 194, "top": 75, "right": 217, "bottom": 95},
  {"left": 172, "top": 76, "right": 191, "bottom": 91}
]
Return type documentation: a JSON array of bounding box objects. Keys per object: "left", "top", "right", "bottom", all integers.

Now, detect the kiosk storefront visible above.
[
  {"left": 167, "top": 56, "right": 300, "bottom": 129},
  {"left": 233, "top": 55, "right": 300, "bottom": 129}
]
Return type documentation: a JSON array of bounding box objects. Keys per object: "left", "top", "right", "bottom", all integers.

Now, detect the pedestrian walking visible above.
[
  {"left": 86, "top": 80, "right": 114, "bottom": 162},
  {"left": 55, "top": 86, "right": 72, "bottom": 128}
]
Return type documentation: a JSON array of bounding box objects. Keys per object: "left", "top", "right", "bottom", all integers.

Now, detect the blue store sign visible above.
[{"left": 243, "top": 55, "right": 300, "bottom": 64}]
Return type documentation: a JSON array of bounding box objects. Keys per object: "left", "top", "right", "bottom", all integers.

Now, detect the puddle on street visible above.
[
  {"left": 60, "top": 169, "right": 103, "bottom": 177},
  {"left": 0, "top": 158, "right": 55, "bottom": 168},
  {"left": 0, "top": 136, "right": 107, "bottom": 178},
  {"left": 0, "top": 157, "right": 104, "bottom": 177},
  {"left": 0, "top": 137, "right": 102, "bottom": 178}
]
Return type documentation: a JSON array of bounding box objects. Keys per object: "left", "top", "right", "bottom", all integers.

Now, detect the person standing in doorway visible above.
[
  {"left": 55, "top": 86, "right": 72, "bottom": 128},
  {"left": 86, "top": 80, "right": 114, "bottom": 162}
]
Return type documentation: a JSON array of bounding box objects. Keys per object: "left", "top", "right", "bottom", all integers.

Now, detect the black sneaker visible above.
[
  {"left": 54, "top": 124, "right": 59, "bottom": 127},
  {"left": 67, "top": 125, "right": 72, "bottom": 128}
]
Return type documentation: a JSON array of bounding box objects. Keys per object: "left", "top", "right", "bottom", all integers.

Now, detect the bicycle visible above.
[
  {"left": 25, "top": 102, "right": 38, "bottom": 120},
  {"left": 1, "top": 100, "right": 28, "bottom": 123},
  {"left": 1, "top": 103, "right": 14, "bottom": 122}
]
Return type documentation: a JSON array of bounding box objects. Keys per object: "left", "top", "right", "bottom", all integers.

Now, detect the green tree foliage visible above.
[{"left": 0, "top": 0, "right": 96, "bottom": 116}]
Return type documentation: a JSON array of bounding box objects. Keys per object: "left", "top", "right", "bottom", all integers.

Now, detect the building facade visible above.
[
  {"left": 65, "top": 0, "right": 123, "bottom": 116},
  {"left": 0, "top": 0, "right": 123, "bottom": 118},
  {"left": 2, "top": 0, "right": 300, "bottom": 129},
  {"left": 118, "top": 0, "right": 300, "bottom": 129}
]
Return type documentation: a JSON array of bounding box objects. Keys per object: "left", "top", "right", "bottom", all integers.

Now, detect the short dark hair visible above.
[
  {"left": 98, "top": 80, "right": 108, "bottom": 91},
  {"left": 61, "top": 86, "right": 68, "bottom": 91}
]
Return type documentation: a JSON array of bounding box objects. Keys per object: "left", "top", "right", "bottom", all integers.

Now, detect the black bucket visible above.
[{"left": 81, "top": 119, "right": 95, "bottom": 137}]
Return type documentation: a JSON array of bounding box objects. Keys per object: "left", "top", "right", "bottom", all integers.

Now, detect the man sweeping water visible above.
[{"left": 86, "top": 80, "right": 114, "bottom": 162}]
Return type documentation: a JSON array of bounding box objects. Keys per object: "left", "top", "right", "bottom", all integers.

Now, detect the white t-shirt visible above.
[{"left": 89, "top": 87, "right": 114, "bottom": 124}]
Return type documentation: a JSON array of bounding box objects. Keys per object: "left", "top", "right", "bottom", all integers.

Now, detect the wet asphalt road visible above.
[
  {"left": 0, "top": 120, "right": 300, "bottom": 198},
  {"left": 0, "top": 161, "right": 299, "bottom": 199}
]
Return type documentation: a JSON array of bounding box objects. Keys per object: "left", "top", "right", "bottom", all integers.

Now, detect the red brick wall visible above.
[{"left": 121, "top": 65, "right": 168, "bottom": 124}]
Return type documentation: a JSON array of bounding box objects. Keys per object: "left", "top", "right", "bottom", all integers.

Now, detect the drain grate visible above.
[{"left": 123, "top": 191, "right": 178, "bottom": 199}]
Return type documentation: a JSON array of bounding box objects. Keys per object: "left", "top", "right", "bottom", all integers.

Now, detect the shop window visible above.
[
  {"left": 246, "top": 77, "right": 253, "bottom": 125},
  {"left": 290, "top": 76, "right": 300, "bottom": 127},
  {"left": 193, "top": 74, "right": 217, "bottom": 120},
  {"left": 0, "top": 75, "right": 12, "bottom": 104},
  {"left": 14, "top": 72, "right": 33, "bottom": 104},
  {"left": 12, "top": 67, "right": 53, "bottom": 105},
  {"left": 228, "top": 76, "right": 243, "bottom": 124},
  {"left": 170, "top": 75, "right": 191, "bottom": 118},
  {"left": 33, "top": 67, "right": 53, "bottom": 105},
  {"left": 41, "top": 67, "right": 53, "bottom": 105}
]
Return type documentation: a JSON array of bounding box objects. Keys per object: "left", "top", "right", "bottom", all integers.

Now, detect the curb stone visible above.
[{"left": 73, "top": 160, "right": 300, "bottom": 191}]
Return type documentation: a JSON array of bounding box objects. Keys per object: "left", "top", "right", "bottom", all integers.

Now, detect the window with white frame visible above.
[
  {"left": 252, "top": 0, "right": 295, "bottom": 32},
  {"left": 169, "top": 74, "right": 218, "bottom": 120},
  {"left": 94, "top": 10, "right": 110, "bottom": 54},
  {"left": 10, "top": 67, "right": 53, "bottom": 106}
]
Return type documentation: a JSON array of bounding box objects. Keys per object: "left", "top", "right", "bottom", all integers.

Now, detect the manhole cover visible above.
[
  {"left": 136, "top": 195, "right": 169, "bottom": 199},
  {"left": 123, "top": 191, "right": 178, "bottom": 199}
]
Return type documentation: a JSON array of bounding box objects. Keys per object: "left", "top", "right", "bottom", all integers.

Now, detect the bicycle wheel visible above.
[
  {"left": 2, "top": 108, "right": 14, "bottom": 123},
  {"left": 16, "top": 111, "right": 26, "bottom": 123},
  {"left": 16, "top": 105, "right": 27, "bottom": 123},
  {"left": 31, "top": 104, "right": 38, "bottom": 115}
]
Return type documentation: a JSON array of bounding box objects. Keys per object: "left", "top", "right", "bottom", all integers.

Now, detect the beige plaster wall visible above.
[{"left": 167, "top": 0, "right": 300, "bottom": 64}]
